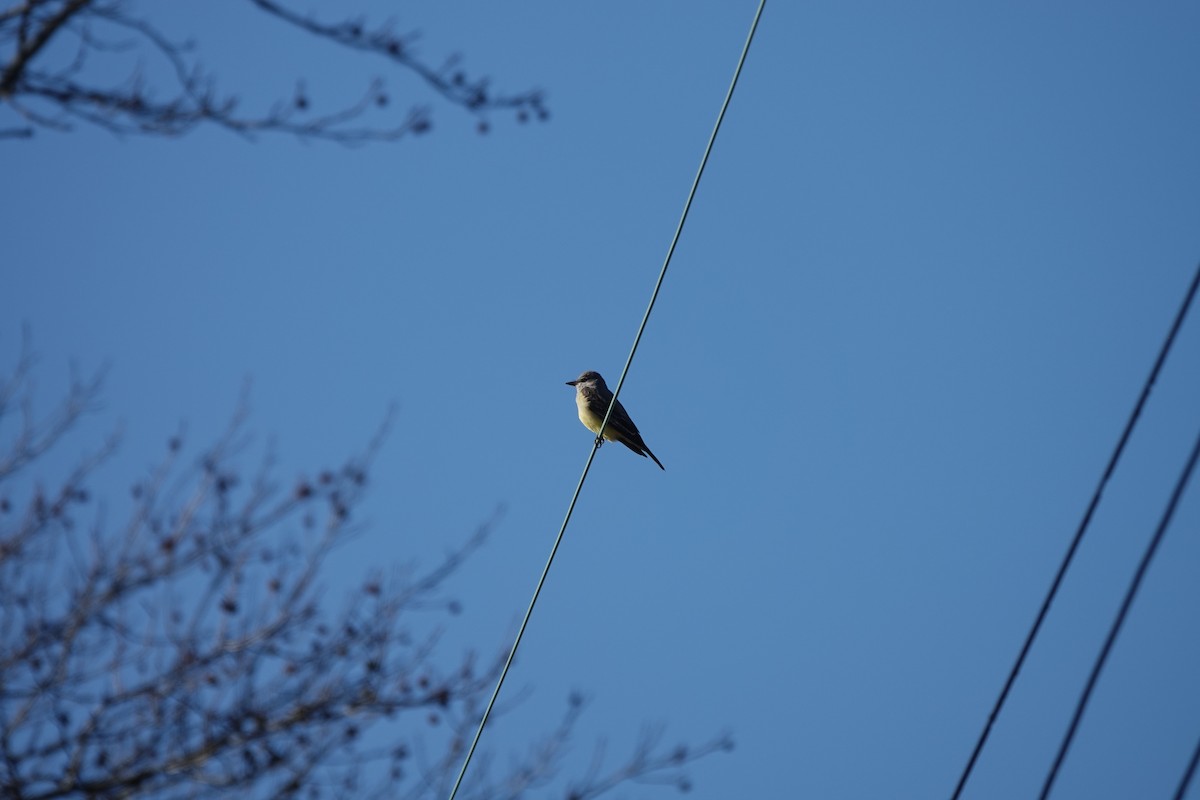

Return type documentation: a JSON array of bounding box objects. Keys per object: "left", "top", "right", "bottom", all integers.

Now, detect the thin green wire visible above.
[{"left": 446, "top": 4, "right": 767, "bottom": 798}]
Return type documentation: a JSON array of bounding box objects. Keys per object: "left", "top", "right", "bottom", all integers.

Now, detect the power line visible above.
[
  {"left": 1040, "top": 425, "right": 1200, "bottom": 798},
  {"left": 444, "top": 4, "right": 767, "bottom": 798},
  {"left": 1174, "top": 733, "right": 1200, "bottom": 800},
  {"left": 950, "top": 262, "right": 1200, "bottom": 800}
]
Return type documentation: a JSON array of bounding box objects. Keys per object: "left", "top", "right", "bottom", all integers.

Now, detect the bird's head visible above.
[{"left": 566, "top": 370, "right": 604, "bottom": 388}]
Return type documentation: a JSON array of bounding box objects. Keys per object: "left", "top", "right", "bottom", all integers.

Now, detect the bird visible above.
[{"left": 565, "top": 371, "right": 664, "bottom": 470}]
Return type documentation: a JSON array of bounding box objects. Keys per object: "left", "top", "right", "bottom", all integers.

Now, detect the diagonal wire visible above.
[
  {"left": 1040, "top": 425, "right": 1200, "bottom": 798},
  {"left": 1173, "top": 733, "right": 1200, "bottom": 800},
  {"left": 597, "top": 0, "right": 765, "bottom": 428},
  {"left": 445, "top": 3, "right": 767, "bottom": 798},
  {"left": 950, "top": 262, "right": 1200, "bottom": 800}
]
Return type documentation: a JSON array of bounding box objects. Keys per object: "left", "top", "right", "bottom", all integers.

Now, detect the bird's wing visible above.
[
  {"left": 583, "top": 386, "right": 639, "bottom": 434},
  {"left": 581, "top": 385, "right": 610, "bottom": 416},
  {"left": 607, "top": 398, "right": 642, "bottom": 437}
]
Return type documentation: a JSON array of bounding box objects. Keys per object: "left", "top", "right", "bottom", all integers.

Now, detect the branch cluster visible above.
[
  {"left": 0, "top": 0, "right": 547, "bottom": 142},
  {"left": 0, "top": 344, "right": 730, "bottom": 799}
]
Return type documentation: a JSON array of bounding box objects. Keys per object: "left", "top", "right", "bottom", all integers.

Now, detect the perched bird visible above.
[{"left": 565, "top": 370, "right": 664, "bottom": 470}]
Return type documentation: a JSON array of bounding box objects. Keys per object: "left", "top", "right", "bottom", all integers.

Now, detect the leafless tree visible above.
[
  {"left": 0, "top": 0, "right": 548, "bottom": 142},
  {"left": 0, "top": 341, "right": 731, "bottom": 799}
]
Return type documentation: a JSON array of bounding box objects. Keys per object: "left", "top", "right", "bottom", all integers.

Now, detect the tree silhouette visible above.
[
  {"left": 0, "top": 0, "right": 548, "bottom": 142},
  {"left": 0, "top": 341, "right": 731, "bottom": 799}
]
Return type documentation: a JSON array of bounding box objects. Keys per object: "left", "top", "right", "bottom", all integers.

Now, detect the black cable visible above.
[
  {"left": 950, "top": 263, "right": 1200, "bottom": 800},
  {"left": 1174, "top": 733, "right": 1200, "bottom": 800},
  {"left": 1040, "top": 426, "right": 1200, "bottom": 798}
]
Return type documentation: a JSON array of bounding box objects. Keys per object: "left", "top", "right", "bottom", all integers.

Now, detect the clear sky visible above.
[{"left": 4, "top": 1, "right": 1200, "bottom": 798}]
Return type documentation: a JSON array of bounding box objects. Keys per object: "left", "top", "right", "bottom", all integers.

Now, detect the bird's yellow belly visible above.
[{"left": 576, "top": 396, "right": 613, "bottom": 439}]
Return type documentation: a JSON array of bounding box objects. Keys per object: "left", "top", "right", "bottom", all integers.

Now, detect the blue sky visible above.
[{"left": 4, "top": 1, "right": 1200, "bottom": 798}]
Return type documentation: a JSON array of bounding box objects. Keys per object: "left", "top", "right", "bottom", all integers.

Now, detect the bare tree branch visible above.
[
  {"left": 0, "top": 329, "right": 108, "bottom": 483},
  {"left": 0, "top": 0, "right": 548, "bottom": 142},
  {"left": 0, "top": 348, "right": 731, "bottom": 799}
]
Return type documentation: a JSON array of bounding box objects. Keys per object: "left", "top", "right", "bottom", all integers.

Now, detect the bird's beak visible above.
[{"left": 565, "top": 380, "right": 577, "bottom": 386}]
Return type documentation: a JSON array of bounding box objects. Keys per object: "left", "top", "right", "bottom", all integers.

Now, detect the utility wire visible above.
[
  {"left": 950, "top": 262, "right": 1200, "bottom": 800},
  {"left": 445, "top": 4, "right": 767, "bottom": 798},
  {"left": 1040, "top": 425, "right": 1200, "bottom": 798},
  {"left": 1174, "top": 733, "right": 1200, "bottom": 800}
]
